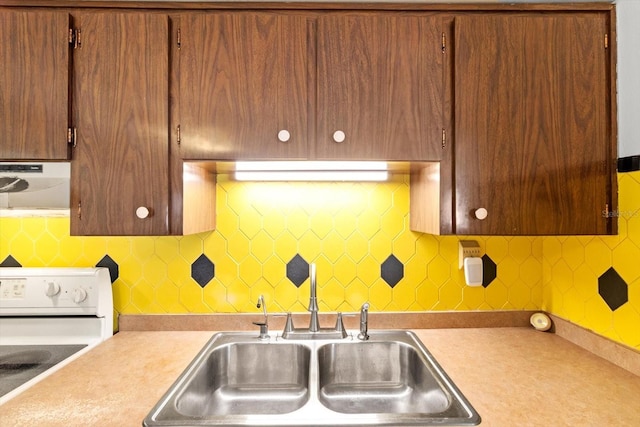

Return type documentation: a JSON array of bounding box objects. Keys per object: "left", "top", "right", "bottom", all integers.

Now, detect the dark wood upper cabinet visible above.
[
  {"left": 0, "top": 2, "right": 617, "bottom": 237},
  {"left": 175, "top": 12, "right": 310, "bottom": 160},
  {"left": 71, "top": 12, "right": 170, "bottom": 235},
  {"left": 316, "top": 13, "right": 445, "bottom": 161},
  {"left": 175, "top": 11, "right": 445, "bottom": 162},
  {"left": 0, "top": 10, "right": 70, "bottom": 160},
  {"left": 451, "top": 13, "right": 615, "bottom": 235}
]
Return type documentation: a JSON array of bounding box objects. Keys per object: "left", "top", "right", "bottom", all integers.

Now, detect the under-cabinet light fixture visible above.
[{"left": 234, "top": 161, "right": 389, "bottom": 182}]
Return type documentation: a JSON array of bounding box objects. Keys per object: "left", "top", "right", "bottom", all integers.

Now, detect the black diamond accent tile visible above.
[
  {"left": 618, "top": 155, "right": 640, "bottom": 172},
  {"left": 598, "top": 267, "right": 628, "bottom": 311},
  {"left": 192, "top": 254, "right": 214, "bottom": 288},
  {"left": 482, "top": 254, "right": 497, "bottom": 288},
  {"left": 96, "top": 255, "right": 119, "bottom": 283},
  {"left": 286, "top": 254, "right": 309, "bottom": 288},
  {"left": 0, "top": 255, "right": 22, "bottom": 267},
  {"left": 381, "top": 255, "right": 404, "bottom": 288}
]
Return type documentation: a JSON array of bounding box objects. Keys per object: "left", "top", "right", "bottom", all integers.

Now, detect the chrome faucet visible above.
[
  {"left": 308, "top": 263, "right": 319, "bottom": 332},
  {"left": 357, "top": 302, "right": 370, "bottom": 340},
  {"left": 279, "top": 263, "right": 350, "bottom": 340},
  {"left": 253, "top": 295, "right": 269, "bottom": 339}
]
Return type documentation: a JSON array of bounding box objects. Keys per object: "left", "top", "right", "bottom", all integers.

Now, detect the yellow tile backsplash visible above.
[
  {"left": 1, "top": 172, "right": 638, "bottom": 350},
  {"left": 542, "top": 171, "right": 640, "bottom": 350}
]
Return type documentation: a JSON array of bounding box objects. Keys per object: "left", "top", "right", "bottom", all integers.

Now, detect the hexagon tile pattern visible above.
[
  {"left": 286, "top": 254, "right": 309, "bottom": 287},
  {"left": 2, "top": 171, "right": 639, "bottom": 351},
  {"left": 598, "top": 267, "right": 628, "bottom": 311},
  {"left": 96, "top": 254, "right": 119, "bottom": 283},
  {"left": 381, "top": 255, "right": 404, "bottom": 288},
  {"left": 482, "top": 254, "right": 497, "bottom": 288},
  {"left": 191, "top": 254, "right": 215, "bottom": 288},
  {"left": 0, "top": 255, "right": 22, "bottom": 267}
]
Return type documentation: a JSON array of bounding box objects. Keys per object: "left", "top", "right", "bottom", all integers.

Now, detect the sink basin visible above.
[
  {"left": 175, "top": 342, "right": 310, "bottom": 416},
  {"left": 144, "top": 331, "right": 480, "bottom": 426},
  {"left": 318, "top": 341, "right": 452, "bottom": 414}
]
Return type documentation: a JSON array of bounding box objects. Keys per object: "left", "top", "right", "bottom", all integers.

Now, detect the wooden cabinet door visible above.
[
  {"left": 0, "top": 10, "right": 70, "bottom": 160},
  {"left": 175, "top": 12, "right": 310, "bottom": 160},
  {"left": 454, "top": 13, "right": 615, "bottom": 235},
  {"left": 71, "top": 13, "right": 169, "bottom": 235},
  {"left": 316, "top": 13, "right": 445, "bottom": 161}
]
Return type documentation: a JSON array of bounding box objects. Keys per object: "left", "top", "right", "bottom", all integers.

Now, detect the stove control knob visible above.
[
  {"left": 45, "top": 281, "right": 61, "bottom": 297},
  {"left": 72, "top": 288, "right": 88, "bottom": 304}
]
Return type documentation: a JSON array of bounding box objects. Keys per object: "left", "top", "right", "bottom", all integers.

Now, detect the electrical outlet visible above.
[{"left": 459, "top": 240, "right": 481, "bottom": 269}]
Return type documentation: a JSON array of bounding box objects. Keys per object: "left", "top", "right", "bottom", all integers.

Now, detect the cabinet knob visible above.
[
  {"left": 332, "top": 130, "right": 346, "bottom": 143},
  {"left": 136, "top": 206, "right": 150, "bottom": 219},
  {"left": 277, "top": 130, "right": 291, "bottom": 142},
  {"left": 474, "top": 208, "right": 488, "bottom": 220}
]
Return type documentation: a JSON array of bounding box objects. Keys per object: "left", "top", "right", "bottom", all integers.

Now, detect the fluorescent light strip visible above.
[
  {"left": 235, "top": 161, "right": 387, "bottom": 172},
  {"left": 234, "top": 161, "right": 389, "bottom": 182},
  {"left": 235, "top": 170, "right": 389, "bottom": 182}
]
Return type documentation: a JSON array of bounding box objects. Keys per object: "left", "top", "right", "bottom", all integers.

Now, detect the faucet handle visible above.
[
  {"left": 272, "top": 312, "right": 295, "bottom": 339},
  {"left": 334, "top": 313, "right": 348, "bottom": 339},
  {"left": 274, "top": 312, "right": 295, "bottom": 333},
  {"left": 284, "top": 312, "right": 294, "bottom": 333}
]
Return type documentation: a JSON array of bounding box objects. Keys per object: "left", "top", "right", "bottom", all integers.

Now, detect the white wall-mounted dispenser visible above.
[
  {"left": 463, "top": 257, "right": 483, "bottom": 286},
  {"left": 459, "top": 240, "right": 483, "bottom": 286}
]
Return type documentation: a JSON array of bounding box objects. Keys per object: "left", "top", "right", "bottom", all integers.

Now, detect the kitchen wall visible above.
[
  {"left": 0, "top": 173, "right": 542, "bottom": 315},
  {"left": 1, "top": 171, "right": 638, "bottom": 351},
  {"left": 2, "top": 0, "right": 639, "bottom": 351},
  {"left": 542, "top": 170, "right": 640, "bottom": 350}
]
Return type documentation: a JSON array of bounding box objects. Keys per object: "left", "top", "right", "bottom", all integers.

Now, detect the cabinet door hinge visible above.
[
  {"left": 604, "top": 33, "right": 608, "bottom": 49},
  {"left": 441, "top": 128, "right": 446, "bottom": 149},
  {"left": 177, "top": 125, "right": 181, "bottom": 144},
  {"left": 177, "top": 28, "right": 181, "bottom": 49},
  {"left": 67, "top": 127, "right": 77, "bottom": 148},
  {"left": 441, "top": 32, "right": 446, "bottom": 53},
  {"left": 69, "top": 28, "right": 81, "bottom": 48}
]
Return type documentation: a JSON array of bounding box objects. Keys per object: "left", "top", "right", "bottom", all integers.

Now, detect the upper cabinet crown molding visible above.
[{"left": 0, "top": 1, "right": 617, "bottom": 11}]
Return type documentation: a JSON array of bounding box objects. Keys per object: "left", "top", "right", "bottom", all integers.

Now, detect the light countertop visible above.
[{"left": 1, "top": 328, "right": 639, "bottom": 426}]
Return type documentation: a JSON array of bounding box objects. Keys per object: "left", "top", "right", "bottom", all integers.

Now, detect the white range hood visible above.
[{"left": 0, "top": 163, "right": 70, "bottom": 217}]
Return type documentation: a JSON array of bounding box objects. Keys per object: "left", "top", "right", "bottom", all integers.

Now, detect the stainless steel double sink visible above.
[{"left": 143, "top": 331, "right": 480, "bottom": 426}]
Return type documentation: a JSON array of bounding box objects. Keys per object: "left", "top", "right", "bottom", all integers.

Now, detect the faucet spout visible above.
[
  {"left": 308, "top": 263, "right": 319, "bottom": 332},
  {"left": 358, "top": 302, "right": 370, "bottom": 340}
]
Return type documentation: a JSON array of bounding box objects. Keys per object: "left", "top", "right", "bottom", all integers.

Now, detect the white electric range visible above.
[{"left": 0, "top": 267, "right": 113, "bottom": 404}]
